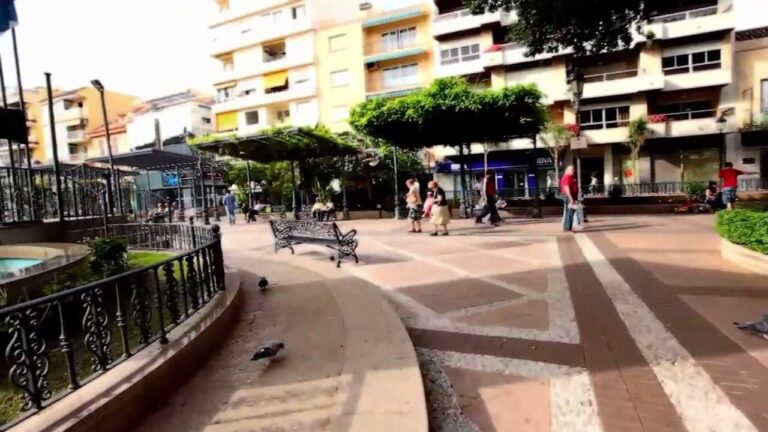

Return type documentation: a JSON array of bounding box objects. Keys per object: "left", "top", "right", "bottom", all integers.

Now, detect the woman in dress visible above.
[
  {"left": 405, "top": 179, "right": 422, "bottom": 233},
  {"left": 428, "top": 181, "right": 450, "bottom": 236}
]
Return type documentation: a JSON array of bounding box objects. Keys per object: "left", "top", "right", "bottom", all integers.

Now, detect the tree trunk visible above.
[{"left": 458, "top": 144, "right": 469, "bottom": 218}]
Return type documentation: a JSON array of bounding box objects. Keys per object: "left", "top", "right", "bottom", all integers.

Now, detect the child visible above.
[{"left": 422, "top": 191, "right": 435, "bottom": 218}]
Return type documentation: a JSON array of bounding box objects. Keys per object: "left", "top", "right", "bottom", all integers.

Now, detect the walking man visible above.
[
  {"left": 560, "top": 165, "right": 582, "bottom": 232},
  {"left": 475, "top": 171, "right": 501, "bottom": 226},
  {"left": 223, "top": 191, "right": 237, "bottom": 225},
  {"left": 719, "top": 162, "right": 756, "bottom": 211}
]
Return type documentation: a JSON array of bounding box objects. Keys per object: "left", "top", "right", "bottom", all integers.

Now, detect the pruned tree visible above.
[
  {"left": 539, "top": 122, "right": 570, "bottom": 179},
  {"left": 625, "top": 117, "right": 648, "bottom": 184}
]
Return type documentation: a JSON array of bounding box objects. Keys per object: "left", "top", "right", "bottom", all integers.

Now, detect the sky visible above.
[
  {"left": 0, "top": 0, "right": 767, "bottom": 101},
  {"left": 0, "top": 0, "right": 217, "bottom": 100}
]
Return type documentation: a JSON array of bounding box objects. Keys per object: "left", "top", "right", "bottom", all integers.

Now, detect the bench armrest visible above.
[{"left": 340, "top": 229, "right": 358, "bottom": 242}]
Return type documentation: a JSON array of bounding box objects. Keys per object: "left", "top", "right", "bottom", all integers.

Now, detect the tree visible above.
[
  {"left": 465, "top": 0, "right": 669, "bottom": 58},
  {"left": 625, "top": 117, "right": 648, "bottom": 184},
  {"left": 539, "top": 122, "right": 570, "bottom": 179}
]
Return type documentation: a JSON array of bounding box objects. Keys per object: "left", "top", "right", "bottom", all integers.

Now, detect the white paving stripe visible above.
[
  {"left": 575, "top": 234, "right": 757, "bottom": 432},
  {"left": 422, "top": 348, "right": 602, "bottom": 432}
]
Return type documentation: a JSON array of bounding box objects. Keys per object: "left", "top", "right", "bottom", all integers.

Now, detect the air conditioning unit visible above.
[
  {"left": 359, "top": 1, "right": 372, "bottom": 10},
  {"left": 366, "top": 62, "right": 379, "bottom": 71}
]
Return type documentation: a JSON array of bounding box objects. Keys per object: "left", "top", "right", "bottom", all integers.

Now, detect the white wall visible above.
[{"left": 126, "top": 102, "right": 212, "bottom": 149}]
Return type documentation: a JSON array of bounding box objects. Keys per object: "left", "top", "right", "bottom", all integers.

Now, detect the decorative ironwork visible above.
[
  {"left": 201, "top": 250, "right": 212, "bottom": 298},
  {"left": 163, "top": 262, "right": 181, "bottom": 324},
  {"left": 5, "top": 308, "right": 52, "bottom": 411},
  {"left": 269, "top": 220, "right": 359, "bottom": 268},
  {"left": 131, "top": 276, "right": 153, "bottom": 344},
  {"left": 186, "top": 254, "right": 200, "bottom": 309},
  {"left": 81, "top": 288, "right": 112, "bottom": 372}
]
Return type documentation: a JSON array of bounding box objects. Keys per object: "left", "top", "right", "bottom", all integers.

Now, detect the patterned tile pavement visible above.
[{"left": 338, "top": 215, "right": 768, "bottom": 431}]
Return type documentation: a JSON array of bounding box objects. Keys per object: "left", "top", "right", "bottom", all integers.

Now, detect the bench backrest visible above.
[{"left": 270, "top": 220, "right": 341, "bottom": 240}]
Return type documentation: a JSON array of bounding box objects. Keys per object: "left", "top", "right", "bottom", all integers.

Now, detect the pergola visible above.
[{"left": 194, "top": 127, "right": 358, "bottom": 216}]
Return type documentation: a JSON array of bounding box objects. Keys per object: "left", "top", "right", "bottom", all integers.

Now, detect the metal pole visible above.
[
  {"left": 0, "top": 53, "right": 19, "bottom": 220},
  {"left": 12, "top": 29, "right": 35, "bottom": 220},
  {"left": 245, "top": 159, "right": 252, "bottom": 206},
  {"left": 175, "top": 165, "right": 185, "bottom": 222},
  {"left": 101, "top": 189, "right": 108, "bottom": 232},
  {"left": 199, "top": 160, "right": 209, "bottom": 225},
  {"left": 97, "top": 88, "right": 119, "bottom": 214},
  {"left": 290, "top": 160, "right": 298, "bottom": 219},
  {"left": 45, "top": 73, "right": 65, "bottom": 222},
  {"left": 393, "top": 145, "right": 399, "bottom": 219},
  {"left": 144, "top": 170, "right": 151, "bottom": 219}
]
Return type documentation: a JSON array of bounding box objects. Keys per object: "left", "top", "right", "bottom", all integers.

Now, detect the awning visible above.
[
  {"left": 85, "top": 148, "right": 202, "bottom": 170},
  {"left": 264, "top": 71, "right": 288, "bottom": 90},
  {"left": 216, "top": 111, "right": 238, "bottom": 132},
  {"left": 362, "top": 8, "right": 424, "bottom": 28},
  {"left": 366, "top": 87, "right": 422, "bottom": 101},
  {"left": 364, "top": 47, "right": 426, "bottom": 64}
]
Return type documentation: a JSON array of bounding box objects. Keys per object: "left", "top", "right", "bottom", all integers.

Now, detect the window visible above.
[
  {"left": 263, "top": 41, "right": 286, "bottom": 63},
  {"left": 202, "top": 117, "right": 212, "bottom": 124},
  {"left": 662, "top": 49, "right": 721, "bottom": 75},
  {"left": 296, "top": 101, "right": 313, "bottom": 120},
  {"left": 332, "top": 105, "right": 349, "bottom": 122},
  {"left": 331, "top": 69, "right": 351, "bottom": 87},
  {"left": 245, "top": 111, "right": 259, "bottom": 125},
  {"left": 440, "top": 43, "right": 480, "bottom": 65},
  {"left": 291, "top": 5, "right": 306, "bottom": 20},
  {"left": 579, "top": 106, "right": 630, "bottom": 130},
  {"left": 655, "top": 101, "right": 714, "bottom": 121},
  {"left": 277, "top": 109, "right": 290, "bottom": 123},
  {"left": 381, "top": 27, "right": 416, "bottom": 52},
  {"left": 217, "top": 86, "right": 234, "bottom": 103},
  {"left": 382, "top": 63, "right": 418, "bottom": 89},
  {"left": 261, "top": 10, "right": 283, "bottom": 25},
  {"left": 293, "top": 70, "right": 311, "bottom": 85},
  {"left": 68, "top": 144, "right": 79, "bottom": 155},
  {"left": 761, "top": 79, "right": 768, "bottom": 113},
  {"left": 329, "top": 34, "right": 348, "bottom": 52}
]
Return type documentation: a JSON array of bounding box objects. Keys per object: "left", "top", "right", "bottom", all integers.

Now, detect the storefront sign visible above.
[{"left": 570, "top": 136, "right": 588, "bottom": 150}]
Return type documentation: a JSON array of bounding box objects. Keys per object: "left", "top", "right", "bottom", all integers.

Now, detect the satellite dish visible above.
[{"left": 330, "top": 179, "right": 341, "bottom": 193}]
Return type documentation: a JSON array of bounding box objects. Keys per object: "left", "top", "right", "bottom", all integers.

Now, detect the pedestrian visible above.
[
  {"left": 311, "top": 197, "right": 324, "bottom": 220},
  {"left": 588, "top": 172, "right": 599, "bottom": 195},
  {"left": 560, "top": 165, "right": 582, "bottom": 232},
  {"left": 222, "top": 191, "right": 237, "bottom": 225},
  {"left": 475, "top": 171, "right": 501, "bottom": 226},
  {"left": 405, "top": 179, "right": 423, "bottom": 233},
  {"left": 423, "top": 190, "right": 435, "bottom": 218},
  {"left": 428, "top": 181, "right": 450, "bottom": 236},
  {"left": 719, "top": 162, "right": 756, "bottom": 211},
  {"left": 321, "top": 198, "right": 336, "bottom": 221}
]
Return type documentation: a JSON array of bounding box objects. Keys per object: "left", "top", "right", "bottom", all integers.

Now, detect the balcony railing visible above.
[
  {"left": 0, "top": 223, "right": 225, "bottom": 428},
  {"left": 583, "top": 69, "right": 639, "bottom": 83},
  {"left": 434, "top": 8, "right": 474, "bottom": 22},
  {"left": 365, "top": 39, "right": 424, "bottom": 56},
  {"left": 653, "top": 108, "right": 717, "bottom": 122},
  {"left": 67, "top": 130, "right": 86, "bottom": 142},
  {"left": 648, "top": 5, "right": 718, "bottom": 24}
]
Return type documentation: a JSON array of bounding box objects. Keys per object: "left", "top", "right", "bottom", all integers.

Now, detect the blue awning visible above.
[
  {"left": 362, "top": 8, "right": 424, "bottom": 28},
  {"left": 364, "top": 47, "right": 426, "bottom": 64}
]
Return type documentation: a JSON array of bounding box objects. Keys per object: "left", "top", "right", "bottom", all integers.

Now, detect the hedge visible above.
[{"left": 716, "top": 209, "right": 768, "bottom": 254}]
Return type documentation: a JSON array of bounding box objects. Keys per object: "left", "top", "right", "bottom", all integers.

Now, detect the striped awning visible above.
[
  {"left": 362, "top": 8, "right": 424, "bottom": 28},
  {"left": 364, "top": 47, "right": 426, "bottom": 64}
]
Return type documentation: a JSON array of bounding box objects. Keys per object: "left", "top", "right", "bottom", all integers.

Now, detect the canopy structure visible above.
[
  {"left": 85, "top": 148, "right": 205, "bottom": 170},
  {"left": 194, "top": 127, "right": 358, "bottom": 163}
]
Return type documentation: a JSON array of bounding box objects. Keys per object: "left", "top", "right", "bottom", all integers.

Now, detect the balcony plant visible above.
[
  {"left": 625, "top": 117, "right": 648, "bottom": 184},
  {"left": 648, "top": 114, "right": 668, "bottom": 124}
]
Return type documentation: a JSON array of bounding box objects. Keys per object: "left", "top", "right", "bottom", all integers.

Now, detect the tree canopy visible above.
[
  {"left": 349, "top": 77, "right": 547, "bottom": 148},
  {"left": 466, "top": 0, "right": 673, "bottom": 57}
]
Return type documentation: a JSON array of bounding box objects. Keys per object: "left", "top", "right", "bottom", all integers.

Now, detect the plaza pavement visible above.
[{"left": 136, "top": 213, "right": 768, "bottom": 432}]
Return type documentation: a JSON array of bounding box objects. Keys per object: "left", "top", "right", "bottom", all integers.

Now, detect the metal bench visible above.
[{"left": 269, "top": 220, "right": 359, "bottom": 268}]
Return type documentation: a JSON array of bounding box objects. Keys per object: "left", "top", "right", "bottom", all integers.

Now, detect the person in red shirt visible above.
[
  {"left": 560, "top": 165, "right": 582, "bottom": 231},
  {"left": 475, "top": 171, "right": 501, "bottom": 226},
  {"left": 719, "top": 162, "right": 755, "bottom": 211}
]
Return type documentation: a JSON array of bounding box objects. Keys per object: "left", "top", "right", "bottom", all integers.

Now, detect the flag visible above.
[{"left": 0, "top": 0, "right": 18, "bottom": 35}]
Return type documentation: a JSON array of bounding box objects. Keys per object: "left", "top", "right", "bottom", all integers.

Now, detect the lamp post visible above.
[
  {"left": 91, "top": 79, "right": 121, "bottom": 215},
  {"left": 716, "top": 114, "right": 728, "bottom": 167},
  {"left": 240, "top": 152, "right": 253, "bottom": 205},
  {"left": 568, "top": 67, "right": 585, "bottom": 199}
]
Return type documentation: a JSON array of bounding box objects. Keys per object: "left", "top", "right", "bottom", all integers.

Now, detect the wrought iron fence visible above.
[{"left": 0, "top": 223, "right": 225, "bottom": 429}]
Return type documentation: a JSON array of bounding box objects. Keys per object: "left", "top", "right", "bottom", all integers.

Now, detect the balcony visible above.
[
  {"left": 364, "top": 41, "right": 429, "bottom": 65},
  {"left": 647, "top": 109, "right": 737, "bottom": 137},
  {"left": 581, "top": 126, "right": 630, "bottom": 145},
  {"left": 482, "top": 43, "right": 564, "bottom": 68},
  {"left": 645, "top": 5, "right": 734, "bottom": 40},
  {"left": 432, "top": 9, "right": 513, "bottom": 37},
  {"left": 582, "top": 69, "right": 665, "bottom": 99},
  {"left": 365, "top": 76, "right": 425, "bottom": 100},
  {"left": 663, "top": 67, "right": 731, "bottom": 91},
  {"left": 210, "top": 18, "right": 310, "bottom": 56},
  {"left": 212, "top": 53, "right": 314, "bottom": 85},
  {"left": 213, "top": 82, "right": 317, "bottom": 114},
  {"left": 435, "top": 58, "right": 485, "bottom": 78},
  {"left": 66, "top": 129, "right": 87, "bottom": 143},
  {"left": 54, "top": 106, "right": 86, "bottom": 124},
  {"left": 209, "top": 0, "right": 292, "bottom": 28}
]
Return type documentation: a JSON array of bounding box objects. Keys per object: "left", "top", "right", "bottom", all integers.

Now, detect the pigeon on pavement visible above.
[
  {"left": 734, "top": 315, "right": 768, "bottom": 339},
  {"left": 251, "top": 341, "right": 284, "bottom": 361}
]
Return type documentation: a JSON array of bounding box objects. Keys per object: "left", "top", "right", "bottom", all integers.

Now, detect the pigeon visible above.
[
  {"left": 258, "top": 277, "right": 269, "bottom": 291},
  {"left": 251, "top": 341, "right": 284, "bottom": 361},
  {"left": 734, "top": 315, "right": 768, "bottom": 339}
]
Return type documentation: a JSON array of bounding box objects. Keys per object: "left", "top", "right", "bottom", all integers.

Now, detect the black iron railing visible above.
[{"left": 0, "top": 223, "right": 225, "bottom": 429}]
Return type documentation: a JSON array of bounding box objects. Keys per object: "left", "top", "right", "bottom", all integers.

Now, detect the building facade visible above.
[
  {"left": 39, "top": 87, "right": 137, "bottom": 164},
  {"left": 126, "top": 90, "right": 214, "bottom": 149},
  {"left": 0, "top": 87, "right": 47, "bottom": 166}
]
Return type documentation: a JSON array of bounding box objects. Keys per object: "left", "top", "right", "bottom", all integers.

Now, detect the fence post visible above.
[
  {"left": 189, "top": 216, "right": 197, "bottom": 249},
  {"left": 212, "top": 224, "right": 225, "bottom": 291}
]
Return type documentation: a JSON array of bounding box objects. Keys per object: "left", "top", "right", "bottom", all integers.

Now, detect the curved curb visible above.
[
  {"left": 720, "top": 238, "right": 768, "bottom": 275},
  {"left": 11, "top": 270, "right": 243, "bottom": 432}
]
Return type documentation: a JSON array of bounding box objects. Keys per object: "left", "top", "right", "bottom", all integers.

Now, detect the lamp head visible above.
[{"left": 91, "top": 80, "right": 104, "bottom": 91}]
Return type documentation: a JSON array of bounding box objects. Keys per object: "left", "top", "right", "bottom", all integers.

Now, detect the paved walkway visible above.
[{"left": 136, "top": 214, "right": 768, "bottom": 432}]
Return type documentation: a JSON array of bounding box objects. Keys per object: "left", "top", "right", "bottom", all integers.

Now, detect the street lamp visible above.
[
  {"left": 568, "top": 67, "right": 585, "bottom": 198},
  {"left": 716, "top": 114, "right": 728, "bottom": 166},
  {"left": 91, "top": 79, "right": 121, "bottom": 215},
  {"left": 239, "top": 151, "right": 253, "bottom": 206}
]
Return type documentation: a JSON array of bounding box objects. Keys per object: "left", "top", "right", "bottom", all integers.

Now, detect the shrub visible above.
[
  {"left": 684, "top": 182, "right": 707, "bottom": 202},
  {"left": 716, "top": 210, "right": 768, "bottom": 254},
  {"left": 89, "top": 237, "right": 129, "bottom": 277}
]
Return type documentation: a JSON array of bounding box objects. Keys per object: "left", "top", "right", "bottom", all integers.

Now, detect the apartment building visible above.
[
  {"left": 39, "top": 87, "right": 136, "bottom": 164},
  {"left": 88, "top": 114, "right": 130, "bottom": 156},
  {"left": 431, "top": 0, "right": 743, "bottom": 193},
  {"left": 208, "top": 0, "right": 434, "bottom": 134},
  {"left": 0, "top": 87, "right": 47, "bottom": 166},
  {"left": 126, "top": 90, "right": 214, "bottom": 149}
]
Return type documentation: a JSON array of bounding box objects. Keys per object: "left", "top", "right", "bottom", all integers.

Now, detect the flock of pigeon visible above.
[{"left": 251, "top": 276, "right": 287, "bottom": 362}]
